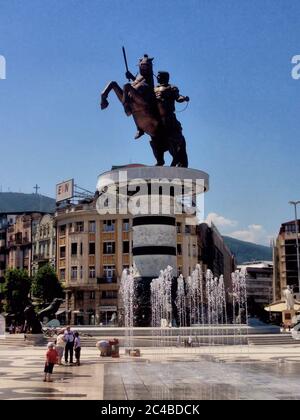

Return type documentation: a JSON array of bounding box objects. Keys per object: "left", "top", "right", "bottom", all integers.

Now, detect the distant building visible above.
[
  {"left": 238, "top": 261, "right": 273, "bottom": 306},
  {"left": 6, "top": 213, "right": 42, "bottom": 275},
  {"left": 0, "top": 192, "right": 55, "bottom": 279},
  {"left": 197, "top": 222, "right": 235, "bottom": 289},
  {"left": 32, "top": 214, "right": 56, "bottom": 275},
  {"left": 273, "top": 220, "right": 300, "bottom": 300}
]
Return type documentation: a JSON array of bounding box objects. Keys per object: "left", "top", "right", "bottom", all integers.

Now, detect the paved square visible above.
[{"left": 1, "top": 343, "right": 300, "bottom": 400}]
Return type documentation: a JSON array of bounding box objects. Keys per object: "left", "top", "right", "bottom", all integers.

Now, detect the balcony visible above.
[
  {"left": 97, "top": 277, "right": 117, "bottom": 284},
  {"left": 33, "top": 254, "right": 49, "bottom": 262}
]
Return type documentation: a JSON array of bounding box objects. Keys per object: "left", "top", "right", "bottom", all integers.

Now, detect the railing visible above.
[
  {"left": 97, "top": 277, "right": 118, "bottom": 284},
  {"left": 33, "top": 254, "right": 49, "bottom": 261}
]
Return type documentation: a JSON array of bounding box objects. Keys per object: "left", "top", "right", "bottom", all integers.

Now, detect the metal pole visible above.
[{"left": 289, "top": 201, "right": 300, "bottom": 294}]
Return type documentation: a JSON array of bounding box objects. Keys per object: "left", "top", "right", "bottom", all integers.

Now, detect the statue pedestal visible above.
[
  {"left": 282, "top": 310, "right": 296, "bottom": 328},
  {"left": 97, "top": 165, "right": 209, "bottom": 326}
]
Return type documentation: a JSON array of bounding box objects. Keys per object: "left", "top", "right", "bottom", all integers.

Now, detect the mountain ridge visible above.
[{"left": 222, "top": 235, "right": 272, "bottom": 264}]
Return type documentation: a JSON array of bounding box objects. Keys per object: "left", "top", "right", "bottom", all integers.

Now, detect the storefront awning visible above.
[{"left": 264, "top": 300, "right": 300, "bottom": 313}]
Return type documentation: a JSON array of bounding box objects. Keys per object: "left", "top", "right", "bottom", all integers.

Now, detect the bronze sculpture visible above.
[
  {"left": 100, "top": 51, "right": 189, "bottom": 168},
  {"left": 38, "top": 298, "right": 64, "bottom": 322},
  {"left": 154, "top": 71, "right": 189, "bottom": 167},
  {"left": 23, "top": 304, "right": 43, "bottom": 334}
]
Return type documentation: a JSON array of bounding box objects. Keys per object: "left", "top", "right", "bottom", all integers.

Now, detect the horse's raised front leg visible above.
[
  {"left": 100, "top": 81, "right": 123, "bottom": 110},
  {"left": 122, "top": 83, "right": 135, "bottom": 116}
]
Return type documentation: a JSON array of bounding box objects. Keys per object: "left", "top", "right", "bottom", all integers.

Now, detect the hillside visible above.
[
  {"left": 0, "top": 192, "right": 55, "bottom": 214},
  {"left": 223, "top": 236, "right": 272, "bottom": 264}
]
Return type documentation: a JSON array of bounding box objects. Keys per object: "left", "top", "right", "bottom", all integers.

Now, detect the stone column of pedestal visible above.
[
  {"left": 132, "top": 215, "right": 177, "bottom": 326},
  {"left": 132, "top": 215, "right": 177, "bottom": 277}
]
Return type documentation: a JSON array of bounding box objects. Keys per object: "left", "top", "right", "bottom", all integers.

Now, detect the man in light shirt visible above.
[{"left": 64, "top": 326, "right": 75, "bottom": 364}]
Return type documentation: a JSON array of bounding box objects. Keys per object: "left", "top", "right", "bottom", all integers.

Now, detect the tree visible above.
[
  {"left": 31, "top": 264, "right": 63, "bottom": 305},
  {"left": 3, "top": 268, "right": 31, "bottom": 320}
]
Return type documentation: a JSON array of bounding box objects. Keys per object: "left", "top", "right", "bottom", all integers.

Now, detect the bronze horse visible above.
[{"left": 100, "top": 54, "right": 187, "bottom": 167}]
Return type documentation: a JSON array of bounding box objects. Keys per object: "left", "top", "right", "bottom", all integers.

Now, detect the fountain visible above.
[{"left": 119, "top": 263, "right": 248, "bottom": 351}]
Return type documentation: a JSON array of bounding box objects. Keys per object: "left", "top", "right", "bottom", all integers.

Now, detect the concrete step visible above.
[{"left": 248, "top": 334, "right": 298, "bottom": 345}]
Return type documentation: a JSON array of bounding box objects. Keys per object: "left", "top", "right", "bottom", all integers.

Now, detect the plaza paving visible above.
[{"left": 1, "top": 342, "right": 300, "bottom": 400}]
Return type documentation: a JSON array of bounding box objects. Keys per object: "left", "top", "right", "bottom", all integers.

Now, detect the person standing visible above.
[
  {"left": 43, "top": 342, "right": 58, "bottom": 382},
  {"left": 64, "top": 326, "right": 74, "bottom": 364},
  {"left": 74, "top": 332, "right": 81, "bottom": 366},
  {"left": 55, "top": 331, "right": 66, "bottom": 365}
]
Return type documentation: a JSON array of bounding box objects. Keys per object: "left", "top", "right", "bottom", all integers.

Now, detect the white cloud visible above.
[
  {"left": 229, "top": 224, "right": 271, "bottom": 245},
  {"left": 205, "top": 212, "right": 238, "bottom": 228}
]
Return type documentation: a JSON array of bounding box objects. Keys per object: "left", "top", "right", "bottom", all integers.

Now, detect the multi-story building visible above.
[
  {"left": 0, "top": 192, "right": 55, "bottom": 278},
  {"left": 273, "top": 220, "right": 300, "bottom": 300},
  {"left": 197, "top": 222, "right": 235, "bottom": 290},
  {"left": 238, "top": 261, "right": 273, "bottom": 306},
  {"left": 6, "top": 213, "right": 42, "bottom": 275},
  {"left": 32, "top": 214, "right": 56, "bottom": 275},
  {"left": 55, "top": 199, "right": 199, "bottom": 326}
]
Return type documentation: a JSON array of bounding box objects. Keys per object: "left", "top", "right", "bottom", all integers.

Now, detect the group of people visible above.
[{"left": 43, "top": 326, "right": 81, "bottom": 382}]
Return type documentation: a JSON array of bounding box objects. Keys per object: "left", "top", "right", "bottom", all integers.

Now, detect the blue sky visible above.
[{"left": 0, "top": 0, "right": 299, "bottom": 245}]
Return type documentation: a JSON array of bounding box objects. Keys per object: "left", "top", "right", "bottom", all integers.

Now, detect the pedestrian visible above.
[
  {"left": 64, "top": 326, "right": 75, "bottom": 364},
  {"left": 55, "top": 330, "right": 66, "bottom": 365},
  {"left": 74, "top": 331, "right": 81, "bottom": 366},
  {"left": 43, "top": 342, "right": 58, "bottom": 382}
]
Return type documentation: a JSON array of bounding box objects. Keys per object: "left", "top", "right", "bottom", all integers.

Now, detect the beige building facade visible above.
[
  {"left": 32, "top": 214, "right": 56, "bottom": 275},
  {"left": 6, "top": 213, "right": 42, "bottom": 275},
  {"left": 273, "top": 220, "right": 300, "bottom": 301}
]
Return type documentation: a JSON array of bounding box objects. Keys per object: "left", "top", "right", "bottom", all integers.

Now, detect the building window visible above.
[
  {"left": 103, "top": 265, "right": 115, "bottom": 280},
  {"left": 60, "top": 246, "right": 66, "bottom": 259},
  {"left": 103, "top": 242, "right": 115, "bottom": 254},
  {"left": 192, "top": 244, "right": 197, "bottom": 257},
  {"left": 80, "top": 266, "right": 83, "bottom": 279},
  {"left": 176, "top": 223, "right": 181, "bottom": 234},
  {"left": 123, "top": 241, "right": 129, "bottom": 254},
  {"left": 76, "top": 291, "right": 84, "bottom": 300},
  {"left": 123, "top": 219, "right": 130, "bottom": 231},
  {"left": 177, "top": 243, "right": 182, "bottom": 256},
  {"left": 90, "top": 291, "right": 95, "bottom": 300},
  {"left": 89, "top": 221, "right": 96, "bottom": 233},
  {"left": 60, "top": 225, "right": 66, "bottom": 235},
  {"left": 103, "top": 220, "right": 115, "bottom": 232},
  {"left": 76, "top": 221, "right": 84, "bottom": 232},
  {"left": 80, "top": 242, "right": 83, "bottom": 255},
  {"left": 89, "top": 242, "right": 96, "bottom": 255},
  {"left": 89, "top": 266, "right": 96, "bottom": 278},
  {"left": 102, "top": 290, "right": 117, "bottom": 299},
  {"left": 71, "top": 266, "right": 78, "bottom": 280},
  {"left": 60, "top": 269, "right": 65, "bottom": 280},
  {"left": 185, "top": 225, "right": 191, "bottom": 234},
  {"left": 71, "top": 242, "right": 78, "bottom": 256}
]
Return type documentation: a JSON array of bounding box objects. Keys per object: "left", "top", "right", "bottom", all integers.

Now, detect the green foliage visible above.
[
  {"left": 3, "top": 268, "right": 31, "bottom": 315},
  {"left": 31, "top": 264, "right": 63, "bottom": 304}
]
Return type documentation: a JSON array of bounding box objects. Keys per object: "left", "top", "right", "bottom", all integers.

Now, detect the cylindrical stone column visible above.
[{"left": 132, "top": 215, "right": 177, "bottom": 279}]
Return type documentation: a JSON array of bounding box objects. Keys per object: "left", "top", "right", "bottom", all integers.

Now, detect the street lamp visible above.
[{"left": 289, "top": 201, "right": 300, "bottom": 295}]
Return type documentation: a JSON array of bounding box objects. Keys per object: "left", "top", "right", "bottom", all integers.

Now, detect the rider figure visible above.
[
  {"left": 154, "top": 71, "right": 189, "bottom": 167},
  {"left": 154, "top": 71, "right": 189, "bottom": 129}
]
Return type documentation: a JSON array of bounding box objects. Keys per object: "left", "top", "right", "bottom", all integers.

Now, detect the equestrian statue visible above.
[{"left": 100, "top": 49, "right": 189, "bottom": 168}]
